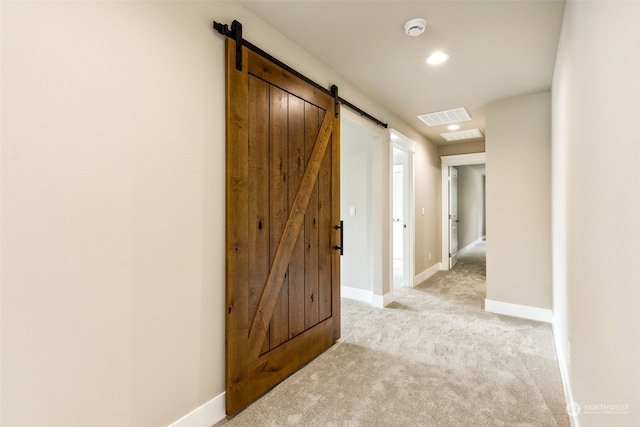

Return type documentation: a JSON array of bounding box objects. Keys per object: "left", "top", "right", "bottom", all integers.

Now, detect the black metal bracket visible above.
[
  {"left": 231, "top": 20, "right": 243, "bottom": 71},
  {"left": 213, "top": 20, "right": 243, "bottom": 71},
  {"left": 331, "top": 85, "right": 339, "bottom": 118}
]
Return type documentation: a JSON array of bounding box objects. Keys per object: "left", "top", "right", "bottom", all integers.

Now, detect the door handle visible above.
[{"left": 334, "top": 220, "right": 344, "bottom": 255}]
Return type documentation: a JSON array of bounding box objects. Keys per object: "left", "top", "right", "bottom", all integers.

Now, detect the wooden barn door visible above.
[{"left": 225, "top": 38, "right": 341, "bottom": 415}]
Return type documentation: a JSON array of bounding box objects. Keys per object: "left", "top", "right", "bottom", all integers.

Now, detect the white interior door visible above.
[
  {"left": 393, "top": 164, "right": 404, "bottom": 260},
  {"left": 392, "top": 156, "right": 405, "bottom": 288},
  {"left": 449, "top": 166, "right": 459, "bottom": 268},
  {"left": 392, "top": 145, "right": 412, "bottom": 289}
]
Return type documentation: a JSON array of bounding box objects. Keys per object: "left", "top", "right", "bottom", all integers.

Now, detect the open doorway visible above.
[
  {"left": 340, "top": 109, "right": 391, "bottom": 307},
  {"left": 441, "top": 153, "right": 486, "bottom": 271},
  {"left": 390, "top": 130, "right": 415, "bottom": 291}
]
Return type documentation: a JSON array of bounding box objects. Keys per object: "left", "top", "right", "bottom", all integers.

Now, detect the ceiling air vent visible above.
[
  {"left": 440, "top": 128, "right": 484, "bottom": 142},
  {"left": 418, "top": 107, "right": 471, "bottom": 127}
]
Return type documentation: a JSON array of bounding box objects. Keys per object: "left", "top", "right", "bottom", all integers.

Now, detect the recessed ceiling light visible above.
[
  {"left": 404, "top": 18, "right": 426, "bottom": 37},
  {"left": 426, "top": 52, "right": 449, "bottom": 65},
  {"left": 447, "top": 124, "right": 460, "bottom": 131}
]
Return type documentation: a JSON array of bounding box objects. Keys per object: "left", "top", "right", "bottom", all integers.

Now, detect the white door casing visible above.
[
  {"left": 449, "top": 166, "right": 459, "bottom": 269},
  {"left": 390, "top": 130, "right": 415, "bottom": 289}
]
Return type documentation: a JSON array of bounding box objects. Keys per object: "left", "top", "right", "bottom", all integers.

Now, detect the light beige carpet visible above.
[{"left": 216, "top": 243, "right": 569, "bottom": 426}]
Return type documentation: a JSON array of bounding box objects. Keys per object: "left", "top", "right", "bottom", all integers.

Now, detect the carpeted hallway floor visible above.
[{"left": 217, "top": 242, "right": 569, "bottom": 426}]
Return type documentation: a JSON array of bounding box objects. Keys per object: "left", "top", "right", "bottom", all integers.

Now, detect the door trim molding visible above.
[
  {"left": 440, "top": 153, "right": 486, "bottom": 271},
  {"left": 390, "top": 129, "right": 416, "bottom": 291}
]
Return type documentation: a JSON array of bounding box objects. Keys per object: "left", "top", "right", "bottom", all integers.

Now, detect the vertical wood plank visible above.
[
  {"left": 287, "top": 96, "right": 306, "bottom": 338},
  {"left": 269, "top": 87, "right": 290, "bottom": 348},
  {"left": 247, "top": 77, "right": 270, "bottom": 318},
  {"left": 247, "top": 76, "right": 272, "bottom": 356},
  {"left": 304, "top": 103, "right": 320, "bottom": 329},
  {"left": 225, "top": 38, "right": 250, "bottom": 415},
  {"left": 317, "top": 108, "right": 332, "bottom": 322}
]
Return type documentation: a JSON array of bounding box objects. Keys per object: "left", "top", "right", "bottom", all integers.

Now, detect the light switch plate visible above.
[{"left": 350, "top": 207, "right": 356, "bottom": 216}]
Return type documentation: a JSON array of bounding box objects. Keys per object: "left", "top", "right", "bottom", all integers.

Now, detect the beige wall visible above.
[
  {"left": 0, "top": 1, "right": 438, "bottom": 425},
  {"left": 2, "top": 2, "right": 227, "bottom": 425},
  {"left": 414, "top": 138, "right": 441, "bottom": 275},
  {"left": 485, "top": 92, "right": 551, "bottom": 309},
  {"left": 456, "top": 166, "right": 484, "bottom": 251},
  {"left": 552, "top": 2, "right": 640, "bottom": 425},
  {"left": 438, "top": 140, "right": 485, "bottom": 157},
  {"left": 340, "top": 120, "right": 374, "bottom": 291}
]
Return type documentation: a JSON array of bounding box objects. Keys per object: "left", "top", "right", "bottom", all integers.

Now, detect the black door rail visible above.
[{"left": 214, "top": 19, "right": 388, "bottom": 128}]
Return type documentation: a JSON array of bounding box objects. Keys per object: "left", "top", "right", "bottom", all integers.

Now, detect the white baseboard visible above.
[
  {"left": 458, "top": 237, "right": 483, "bottom": 255},
  {"left": 372, "top": 291, "right": 394, "bottom": 308},
  {"left": 342, "top": 286, "right": 393, "bottom": 308},
  {"left": 484, "top": 299, "right": 553, "bottom": 323},
  {"left": 552, "top": 323, "right": 579, "bottom": 427},
  {"left": 414, "top": 262, "right": 442, "bottom": 285},
  {"left": 341, "top": 286, "right": 372, "bottom": 304},
  {"left": 167, "top": 392, "right": 226, "bottom": 427}
]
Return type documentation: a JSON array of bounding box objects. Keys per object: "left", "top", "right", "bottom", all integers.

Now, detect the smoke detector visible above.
[{"left": 404, "top": 18, "right": 426, "bottom": 37}]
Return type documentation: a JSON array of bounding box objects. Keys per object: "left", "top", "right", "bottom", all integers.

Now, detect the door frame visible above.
[
  {"left": 448, "top": 166, "right": 459, "bottom": 269},
  {"left": 440, "top": 152, "right": 486, "bottom": 270},
  {"left": 340, "top": 108, "right": 390, "bottom": 307},
  {"left": 390, "top": 129, "right": 415, "bottom": 289}
]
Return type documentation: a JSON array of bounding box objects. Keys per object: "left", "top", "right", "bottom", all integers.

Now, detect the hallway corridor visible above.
[{"left": 218, "top": 243, "right": 569, "bottom": 426}]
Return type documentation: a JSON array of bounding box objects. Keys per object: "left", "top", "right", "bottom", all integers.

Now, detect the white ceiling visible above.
[{"left": 238, "top": 0, "right": 565, "bottom": 145}]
